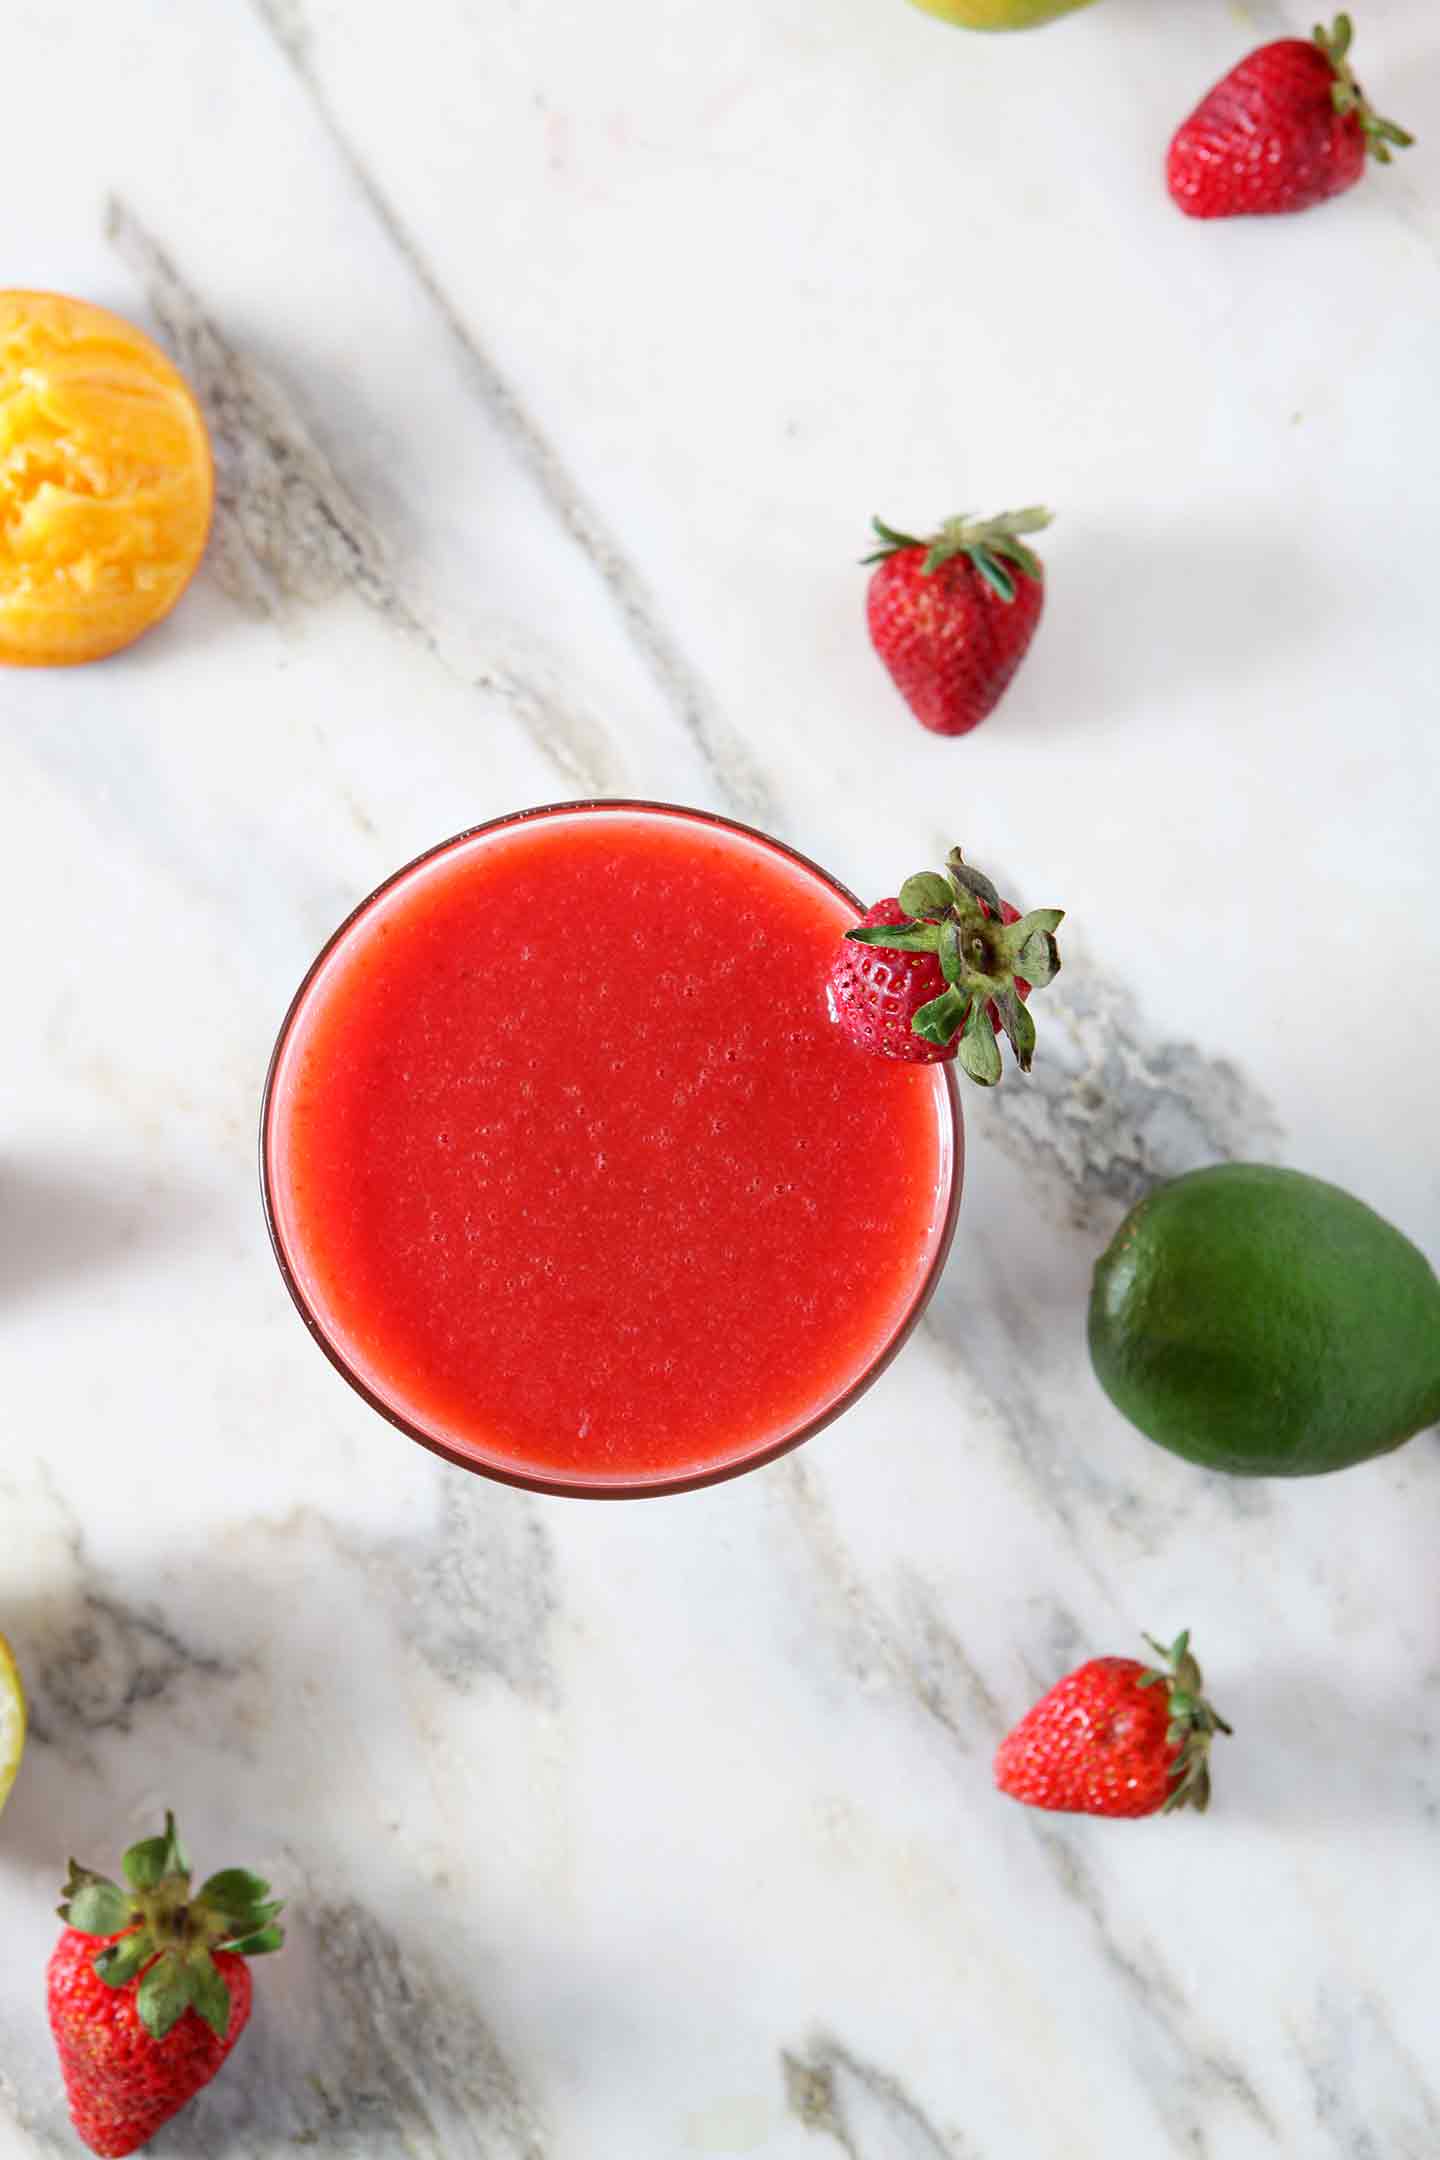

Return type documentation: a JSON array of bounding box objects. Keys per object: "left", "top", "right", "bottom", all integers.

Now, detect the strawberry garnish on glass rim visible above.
[{"left": 835, "top": 847, "right": 1063, "bottom": 1085}]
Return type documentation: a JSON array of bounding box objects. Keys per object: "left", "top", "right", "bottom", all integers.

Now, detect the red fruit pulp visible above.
[{"left": 263, "top": 805, "right": 960, "bottom": 1494}]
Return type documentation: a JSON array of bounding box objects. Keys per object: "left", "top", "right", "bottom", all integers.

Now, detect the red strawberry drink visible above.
[{"left": 263, "top": 803, "right": 960, "bottom": 1495}]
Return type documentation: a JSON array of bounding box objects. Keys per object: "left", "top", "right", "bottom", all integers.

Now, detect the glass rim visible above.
[{"left": 259, "top": 798, "right": 962, "bottom": 1499}]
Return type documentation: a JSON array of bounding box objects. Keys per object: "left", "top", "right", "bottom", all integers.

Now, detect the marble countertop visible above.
[{"left": 4, "top": 0, "right": 1439, "bottom": 2154}]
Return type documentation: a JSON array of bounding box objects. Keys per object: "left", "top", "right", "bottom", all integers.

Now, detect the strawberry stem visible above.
[
  {"left": 1314, "top": 14, "right": 1414, "bottom": 163},
  {"left": 1138, "top": 1631, "right": 1231, "bottom": 1815},
  {"left": 844, "top": 846, "right": 1064, "bottom": 1082},
  {"left": 58, "top": 1813, "right": 284, "bottom": 2041},
  {"left": 863, "top": 509, "right": 1053, "bottom": 603}
]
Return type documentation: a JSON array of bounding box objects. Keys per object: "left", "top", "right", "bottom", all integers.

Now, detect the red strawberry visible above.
[
  {"left": 827, "top": 847, "right": 1062, "bottom": 1082},
  {"left": 829, "top": 897, "right": 957, "bottom": 1066},
  {"left": 48, "top": 1812, "right": 283, "bottom": 2156},
  {"left": 995, "top": 1631, "right": 1231, "bottom": 1819},
  {"left": 1168, "top": 14, "right": 1412, "bottom": 220},
  {"left": 864, "top": 508, "right": 1051, "bottom": 736}
]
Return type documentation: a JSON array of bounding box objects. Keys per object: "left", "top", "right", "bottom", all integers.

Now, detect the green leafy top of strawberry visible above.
[
  {"left": 1314, "top": 14, "right": 1413, "bottom": 164},
  {"left": 843, "top": 847, "right": 1063, "bottom": 1084},
  {"left": 1137, "top": 1629, "right": 1234, "bottom": 1814},
  {"left": 58, "top": 1812, "right": 284, "bottom": 2041},
  {"left": 863, "top": 507, "right": 1053, "bottom": 605}
]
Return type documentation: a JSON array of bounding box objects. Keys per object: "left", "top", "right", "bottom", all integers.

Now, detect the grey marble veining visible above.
[
  {"left": 248, "top": 0, "right": 778, "bottom": 826},
  {"left": 105, "top": 196, "right": 629, "bottom": 803},
  {"left": 2, "top": 1471, "right": 246, "bottom": 1760},
  {"left": 193, "top": 1895, "right": 549, "bottom": 2157},
  {"left": 778, "top": 1458, "right": 1004, "bottom": 1759},
  {"left": 107, "top": 202, "right": 411, "bottom": 628},
  {"left": 1030, "top": 1825, "right": 1277, "bottom": 2153},
  {"left": 259, "top": 1479, "right": 562, "bottom": 1706},
  {"left": 982, "top": 958, "right": 1283, "bottom": 1235},
  {"left": 783, "top": 2042, "right": 967, "bottom": 2159}
]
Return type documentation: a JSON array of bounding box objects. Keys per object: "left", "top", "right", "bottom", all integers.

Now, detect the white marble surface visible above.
[{"left": 3, "top": 0, "right": 1440, "bottom": 2153}]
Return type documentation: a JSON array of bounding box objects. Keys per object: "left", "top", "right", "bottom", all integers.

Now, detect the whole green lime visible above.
[{"left": 1089, "top": 1164, "right": 1440, "bottom": 1476}]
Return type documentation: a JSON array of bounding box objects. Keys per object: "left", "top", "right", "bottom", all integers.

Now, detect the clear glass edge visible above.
[{"left": 258, "top": 799, "right": 963, "bottom": 1501}]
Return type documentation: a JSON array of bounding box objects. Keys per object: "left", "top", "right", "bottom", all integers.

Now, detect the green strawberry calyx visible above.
[
  {"left": 863, "top": 507, "right": 1053, "bottom": 603},
  {"left": 844, "top": 847, "right": 1063, "bottom": 1084},
  {"left": 1314, "top": 15, "right": 1413, "bottom": 164},
  {"left": 1136, "top": 1630, "right": 1233, "bottom": 1815},
  {"left": 58, "top": 1811, "right": 284, "bottom": 2041}
]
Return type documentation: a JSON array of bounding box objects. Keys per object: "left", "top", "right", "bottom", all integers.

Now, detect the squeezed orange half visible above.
[{"left": 0, "top": 291, "right": 213, "bottom": 665}]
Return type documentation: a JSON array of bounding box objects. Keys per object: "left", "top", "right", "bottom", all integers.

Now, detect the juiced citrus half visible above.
[
  {"left": 0, "top": 1631, "right": 26, "bottom": 1816},
  {"left": 0, "top": 290, "right": 213, "bottom": 665}
]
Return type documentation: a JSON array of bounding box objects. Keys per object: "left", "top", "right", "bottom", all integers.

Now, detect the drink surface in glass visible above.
[{"left": 262, "top": 803, "right": 961, "bottom": 1495}]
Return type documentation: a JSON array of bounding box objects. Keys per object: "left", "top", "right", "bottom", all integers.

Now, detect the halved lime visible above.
[{"left": 0, "top": 1632, "right": 26, "bottom": 1815}]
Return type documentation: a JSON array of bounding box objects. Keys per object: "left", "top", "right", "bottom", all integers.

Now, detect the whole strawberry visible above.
[
  {"left": 1168, "top": 14, "right": 1412, "bottom": 219},
  {"left": 827, "top": 847, "right": 1062, "bottom": 1082},
  {"left": 995, "top": 1631, "right": 1231, "bottom": 1818},
  {"left": 48, "top": 1812, "right": 283, "bottom": 2156},
  {"left": 864, "top": 508, "right": 1052, "bottom": 735}
]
